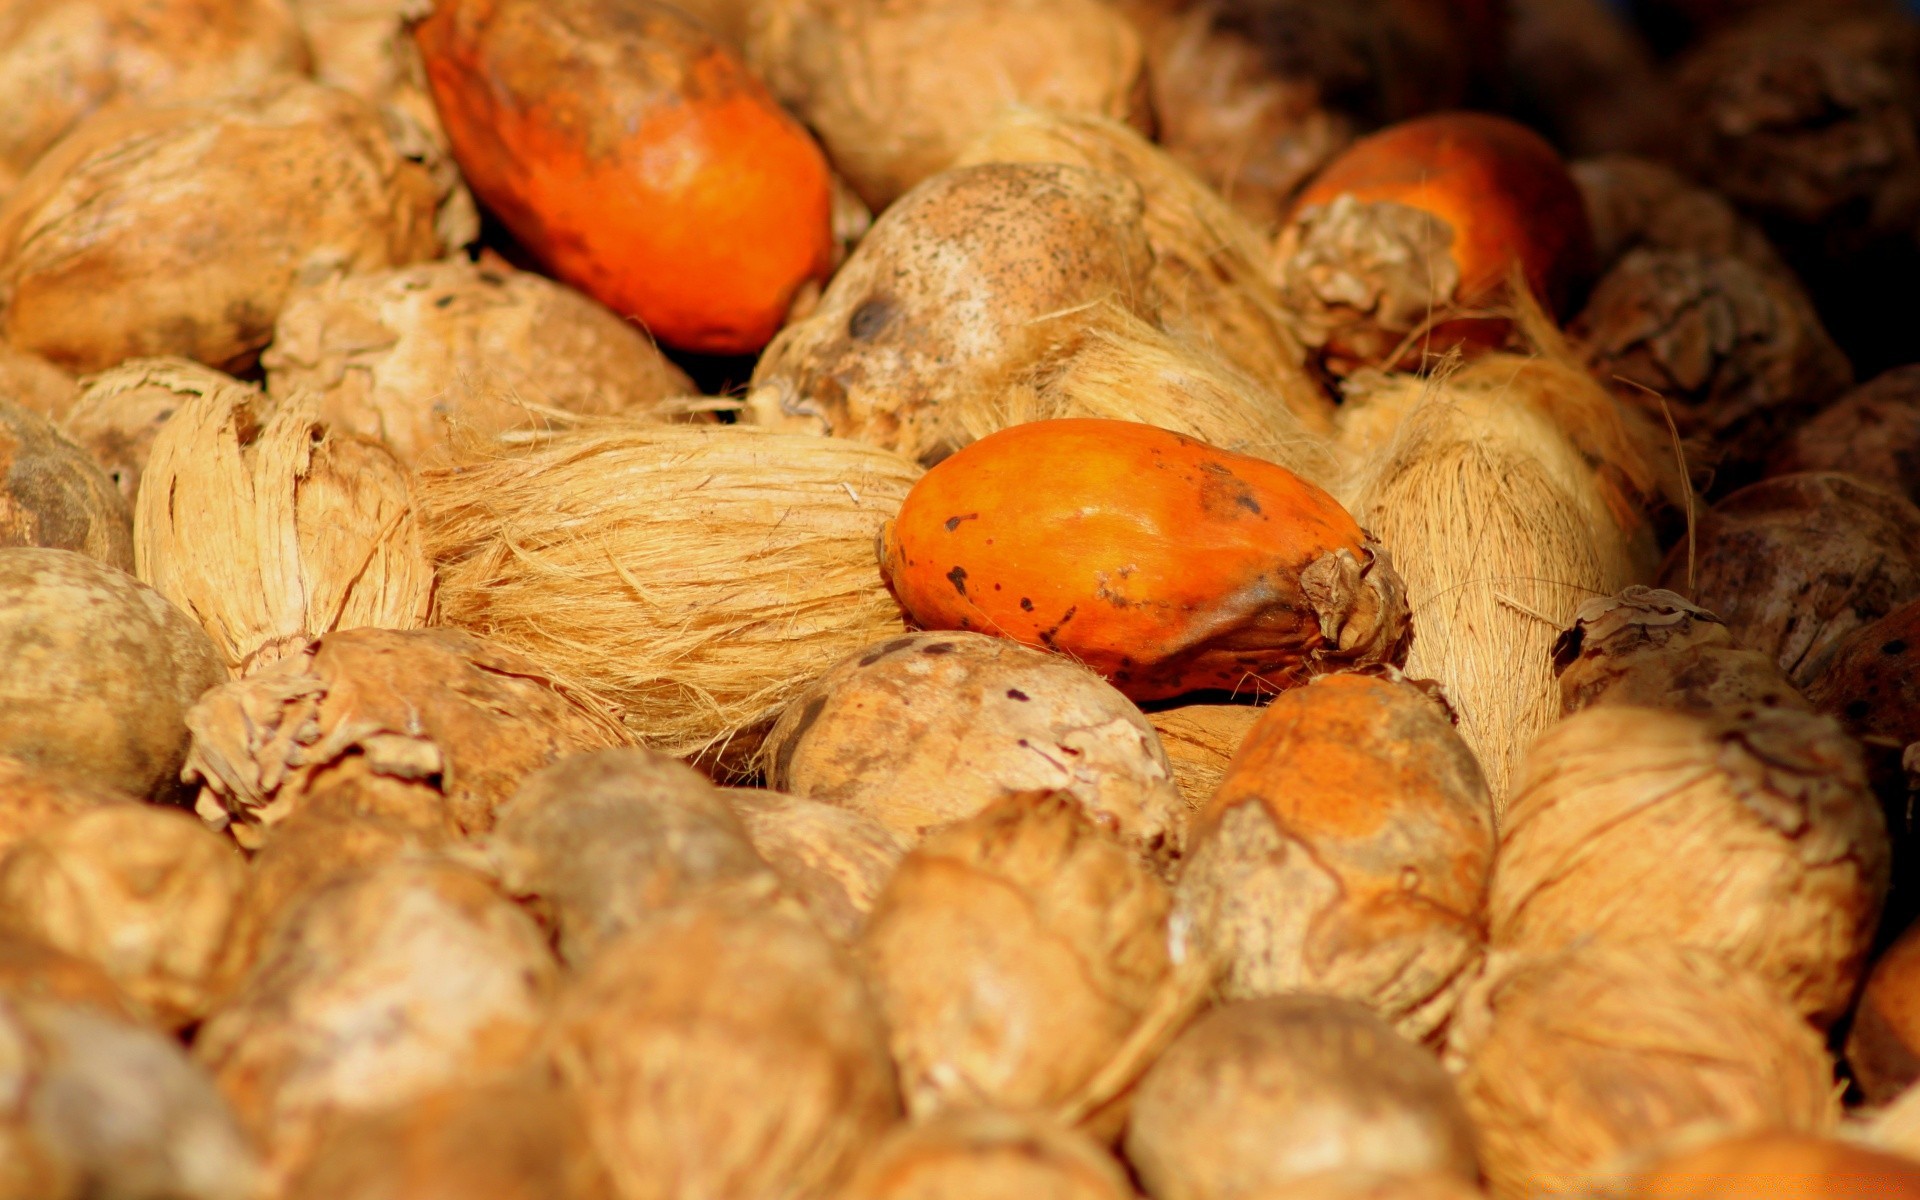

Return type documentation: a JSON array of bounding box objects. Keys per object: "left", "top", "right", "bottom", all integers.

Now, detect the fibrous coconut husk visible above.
[
  {"left": 184, "top": 626, "right": 630, "bottom": 847},
  {"left": 0, "top": 0, "right": 309, "bottom": 203},
  {"left": 1571, "top": 246, "right": 1852, "bottom": 483},
  {"left": 1146, "top": 704, "right": 1264, "bottom": 810},
  {"left": 1177, "top": 670, "right": 1495, "bottom": 1042},
  {"left": 59, "top": 358, "right": 234, "bottom": 507},
  {"left": 262, "top": 256, "right": 700, "bottom": 468},
  {"left": 135, "top": 377, "right": 433, "bottom": 675},
  {"left": 0, "top": 548, "right": 225, "bottom": 801},
  {"left": 860, "top": 791, "right": 1205, "bottom": 1135},
  {"left": 0, "top": 804, "right": 245, "bottom": 1030},
  {"left": 955, "top": 107, "right": 1333, "bottom": 433},
  {"left": 1661, "top": 472, "right": 1920, "bottom": 688},
  {"left": 0, "top": 994, "right": 261, "bottom": 1200},
  {"left": 723, "top": 788, "right": 907, "bottom": 944},
  {"left": 1552, "top": 586, "right": 1810, "bottom": 716},
  {"left": 763, "top": 632, "right": 1187, "bottom": 868},
  {"left": 839, "top": 1110, "right": 1136, "bottom": 1200},
  {"left": 1572, "top": 156, "right": 1790, "bottom": 279},
  {"left": 1447, "top": 944, "right": 1840, "bottom": 1200},
  {"left": 283, "top": 1071, "right": 618, "bottom": 1200},
  {"left": 1491, "top": 705, "right": 1887, "bottom": 1027},
  {"left": 195, "top": 859, "right": 559, "bottom": 1186},
  {"left": 744, "top": 0, "right": 1146, "bottom": 210},
  {"left": 0, "top": 340, "right": 76, "bottom": 419},
  {"left": 1125, "top": 995, "right": 1481, "bottom": 1200},
  {"left": 1506, "top": 0, "right": 1674, "bottom": 159},
  {"left": 417, "top": 423, "right": 921, "bottom": 764},
  {"left": 482, "top": 749, "right": 783, "bottom": 967},
  {"left": 1769, "top": 365, "right": 1920, "bottom": 507},
  {"left": 0, "top": 394, "right": 132, "bottom": 569},
  {"left": 745, "top": 161, "right": 1153, "bottom": 465},
  {"left": 0, "top": 77, "right": 449, "bottom": 374},
  {"left": 1848, "top": 916, "right": 1920, "bottom": 1105},
  {"left": 544, "top": 899, "right": 899, "bottom": 1200},
  {"left": 1342, "top": 350, "right": 1673, "bottom": 805}
]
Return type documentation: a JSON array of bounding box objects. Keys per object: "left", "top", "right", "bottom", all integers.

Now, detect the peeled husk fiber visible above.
[
  {"left": 1491, "top": 704, "right": 1888, "bottom": 1027},
  {"left": 418, "top": 422, "right": 922, "bottom": 763},
  {"left": 1342, "top": 350, "right": 1673, "bottom": 805},
  {"left": 1448, "top": 943, "right": 1840, "bottom": 1200},
  {"left": 839, "top": 1110, "right": 1135, "bottom": 1200},
  {"left": 135, "top": 375, "right": 433, "bottom": 675},
  {"left": 954, "top": 107, "right": 1333, "bottom": 433}
]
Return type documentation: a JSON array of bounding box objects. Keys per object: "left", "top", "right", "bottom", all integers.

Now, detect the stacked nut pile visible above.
[{"left": 7, "top": 0, "right": 1920, "bottom": 1196}]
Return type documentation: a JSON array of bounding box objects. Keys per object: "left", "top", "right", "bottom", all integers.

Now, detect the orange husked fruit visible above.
[
  {"left": 415, "top": 0, "right": 833, "bottom": 354},
  {"left": 877, "top": 419, "right": 1409, "bottom": 700}
]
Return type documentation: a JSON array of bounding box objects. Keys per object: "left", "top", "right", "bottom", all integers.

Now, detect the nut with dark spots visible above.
[{"left": 0, "top": 396, "right": 131, "bottom": 570}]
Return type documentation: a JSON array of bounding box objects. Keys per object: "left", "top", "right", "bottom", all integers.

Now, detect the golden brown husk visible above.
[
  {"left": 0, "top": 928, "right": 139, "bottom": 1018},
  {"left": 723, "top": 788, "right": 907, "bottom": 944},
  {"left": 1492, "top": 705, "right": 1888, "bottom": 1026},
  {"left": 1125, "top": 994, "right": 1480, "bottom": 1200},
  {"left": 417, "top": 423, "right": 921, "bottom": 762},
  {"left": 544, "top": 898, "right": 899, "bottom": 1200},
  {"left": 1147, "top": 704, "right": 1264, "bottom": 810},
  {"left": 954, "top": 107, "right": 1332, "bottom": 431},
  {"left": 859, "top": 791, "right": 1203, "bottom": 1133},
  {"left": 0, "top": 340, "right": 76, "bottom": 418},
  {"left": 745, "top": 0, "right": 1146, "bottom": 209},
  {"left": 1447, "top": 944, "right": 1840, "bottom": 1200},
  {"left": 483, "top": 749, "right": 782, "bottom": 967},
  {"left": 762, "top": 631, "right": 1187, "bottom": 867},
  {"left": 183, "top": 626, "right": 631, "bottom": 847},
  {"left": 289, "top": 0, "right": 448, "bottom": 151},
  {"left": 1251, "top": 1170, "right": 1490, "bottom": 1200},
  {"left": 0, "top": 77, "right": 446, "bottom": 373},
  {"left": 60, "top": 357, "right": 236, "bottom": 507},
  {"left": 1341, "top": 350, "right": 1672, "bottom": 805},
  {"left": 0, "top": 395, "right": 132, "bottom": 568},
  {"left": 134, "top": 378, "right": 433, "bottom": 675},
  {"left": 0, "top": 758, "right": 133, "bottom": 863},
  {"left": 0, "top": 804, "right": 244, "bottom": 1029},
  {"left": 1847, "top": 918, "right": 1920, "bottom": 1106},
  {"left": 195, "top": 859, "right": 559, "bottom": 1186},
  {"left": 839, "top": 1110, "right": 1136, "bottom": 1200},
  {"left": 0, "top": 548, "right": 225, "bottom": 801},
  {"left": 1552, "top": 586, "right": 1809, "bottom": 716},
  {"left": 262, "top": 257, "right": 699, "bottom": 468}
]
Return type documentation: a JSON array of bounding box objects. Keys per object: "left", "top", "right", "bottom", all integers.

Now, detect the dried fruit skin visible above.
[
  {"left": 416, "top": 0, "right": 832, "bottom": 354},
  {"left": 880, "top": 419, "right": 1408, "bottom": 701},
  {"left": 0, "top": 548, "right": 225, "bottom": 802},
  {"left": 0, "top": 395, "right": 131, "bottom": 569},
  {"left": 1177, "top": 671, "right": 1494, "bottom": 1042},
  {"left": 1278, "top": 112, "right": 1594, "bottom": 373}
]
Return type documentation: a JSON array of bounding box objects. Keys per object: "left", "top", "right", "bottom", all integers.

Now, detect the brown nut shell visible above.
[
  {"left": 58, "top": 357, "right": 232, "bottom": 507},
  {"left": 724, "top": 788, "right": 906, "bottom": 944},
  {"left": 1552, "top": 586, "right": 1809, "bottom": 716},
  {"left": 1770, "top": 365, "right": 1920, "bottom": 508},
  {"left": 0, "top": 394, "right": 131, "bottom": 568},
  {"left": 839, "top": 1109, "right": 1135, "bottom": 1200},
  {"left": 1147, "top": 703, "right": 1264, "bottom": 810}
]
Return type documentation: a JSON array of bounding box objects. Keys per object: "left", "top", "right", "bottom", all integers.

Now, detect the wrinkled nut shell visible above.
[{"left": 1553, "top": 586, "right": 1809, "bottom": 716}]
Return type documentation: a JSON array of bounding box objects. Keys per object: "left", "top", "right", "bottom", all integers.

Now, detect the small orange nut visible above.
[
  {"left": 1279, "top": 111, "right": 1594, "bottom": 374},
  {"left": 877, "top": 419, "right": 1410, "bottom": 701},
  {"left": 416, "top": 0, "right": 833, "bottom": 354}
]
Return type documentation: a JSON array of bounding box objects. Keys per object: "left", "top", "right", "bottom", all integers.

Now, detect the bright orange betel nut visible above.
[
  {"left": 878, "top": 419, "right": 1410, "bottom": 701},
  {"left": 416, "top": 0, "right": 834, "bottom": 355}
]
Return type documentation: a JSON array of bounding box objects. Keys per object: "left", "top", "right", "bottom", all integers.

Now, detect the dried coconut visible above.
[
  {"left": 1572, "top": 156, "right": 1790, "bottom": 279},
  {"left": 135, "top": 377, "right": 432, "bottom": 674},
  {"left": 1176, "top": 670, "right": 1494, "bottom": 1042},
  {"left": 0, "top": 548, "right": 224, "bottom": 801},
  {"left": 545, "top": 898, "right": 899, "bottom": 1200},
  {"left": 0, "top": 341, "right": 75, "bottom": 419},
  {"left": 1618, "top": 1130, "right": 1920, "bottom": 1200},
  {"left": 1769, "top": 365, "right": 1920, "bottom": 508},
  {"left": 0, "top": 804, "right": 244, "bottom": 1029},
  {"left": 1848, "top": 917, "right": 1920, "bottom": 1105},
  {"left": 1125, "top": 995, "right": 1480, "bottom": 1200},
  {"left": 839, "top": 1110, "right": 1135, "bottom": 1200},
  {"left": 860, "top": 792, "right": 1203, "bottom": 1133},
  {"left": 263, "top": 256, "right": 698, "bottom": 468},
  {"left": 482, "top": 749, "right": 782, "bottom": 967},
  {"left": 723, "top": 788, "right": 906, "bottom": 943},
  {"left": 745, "top": 0, "right": 1145, "bottom": 209},
  {"left": 1147, "top": 704, "right": 1264, "bottom": 809},
  {"left": 195, "top": 859, "right": 559, "bottom": 1185},
  {"left": 0, "top": 395, "right": 132, "bottom": 568},
  {"left": 0, "top": 757, "right": 132, "bottom": 862},
  {"left": 1506, "top": 0, "right": 1672, "bottom": 159},
  {"left": 763, "top": 632, "right": 1187, "bottom": 866},
  {"left": 1251, "top": 1171, "right": 1489, "bottom": 1200},
  {"left": 1449, "top": 944, "right": 1838, "bottom": 1200},
  {"left": 1491, "top": 705, "right": 1887, "bottom": 1027},
  {"left": 184, "top": 627, "right": 630, "bottom": 847},
  {"left": 0, "top": 928, "right": 139, "bottom": 1018},
  {"left": 1660, "top": 472, "right": 1920, "bottom": 688},
  {"left": 0, "top": 78, "right": 447, "bottom": 373},
  {"left": 61, "top": 358, "right": 248, "bottom": 507},
  {"left": 417, "top": 423, "right": 921, "bottom": 763},
  {"left": 290, "top": 0, "right": 448, "bottom": 149},
  {"left": 1552, "top": 586, "right": 1809, "bottom": 716}
]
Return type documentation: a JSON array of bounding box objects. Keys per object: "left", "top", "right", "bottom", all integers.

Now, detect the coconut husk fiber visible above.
[
  {"left": 955, "top": 107, "right": 1334, "bottom": 434},
  {"left": 134, "top": 377, "right": 433, "bottom": 675},
  {"left": 1341, "top": 349, "right": 1677, "bottom": 806},
  {"left": 418, "top": 423, "right": 922, "bottom": 765}
]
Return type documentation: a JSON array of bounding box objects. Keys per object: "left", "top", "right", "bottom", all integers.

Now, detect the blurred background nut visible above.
[
  {"left": 723, "top": 789, "right": 906, "bottom": 944},
  {"left": 0, "top": 395, "right": 132, "bottom": 568},
  {"left": 838, "top": 1110, "right": 1135, "bottom": 1200}
]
